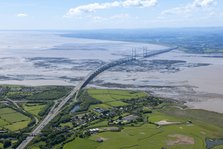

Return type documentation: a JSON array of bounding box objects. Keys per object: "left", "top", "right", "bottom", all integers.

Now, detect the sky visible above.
[{"left": 0, "top": 0, "right": 222, "bottom": 30}]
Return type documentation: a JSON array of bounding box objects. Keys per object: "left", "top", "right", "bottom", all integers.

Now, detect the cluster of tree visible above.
[
  {"left": 4, "top": 140, "right": 11, "bottom": 148},
  {"left": 27, "top": 86, "right": 71, "bottom": 100},
  {"left": 78, "top": 90, "right": 101, "bottom": 111},
  {"left": 147, "top": 97, "right": 163, "bottom": 106},
  {"left": 0, "top": 129, "right": 30, "bottom": 149},
  {"left": 38, "top": 101, "right": 54, "bottom": 117},
  {"left": 4, "top": 86, "right": 72, "bottom": 101},
  {"left": 0, "top": 140, "right": 11, "bottom": 148},
  {"left": 124, "top": 96, "right": 163, "bottom": 107},
  {"left": 0, "top": 86, "right": 8, "bottom": 98},
  {"left": 35, "top": 128, "right": 72, "bottom": 148},
  {"left": 6, "top": 91, "right": 32, "bottom": 100}
]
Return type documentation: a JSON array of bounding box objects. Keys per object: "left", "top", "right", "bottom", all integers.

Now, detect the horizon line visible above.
[{"left": 0, "top": 26, "right": 223, "bottom": 31}]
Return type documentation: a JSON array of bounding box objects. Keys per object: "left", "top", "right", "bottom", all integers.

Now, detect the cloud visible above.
[
  {"left": 192, "top": 0, "right": 216, "bottom": 7},
  {"left": 122, "top": 0, "right": 158, "bottom": 7},
  {"left": 161, "top": 0, "right": 217, "bottom": 15},
  {"left": 16, "top": 13, "right": 28, "bottom": 17},
  {"left": 65, "top": 0, "right": 157, "bottom": 17}
]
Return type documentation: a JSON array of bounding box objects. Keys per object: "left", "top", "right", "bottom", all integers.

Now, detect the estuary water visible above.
[{"left": 0, "top": 31, "right": 223, "bottom": 113}]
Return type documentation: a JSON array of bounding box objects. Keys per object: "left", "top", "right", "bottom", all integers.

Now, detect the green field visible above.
[
  {"left": 60, "top": 122, "right": 73, "bottom": 128},
  {"left": 63, "top": 110, "right": 223, "bottom": 149},
  {"left": 63, "top": 138, "right": 99, "bottom": 149},
  {"left": 79, "top": 89, "right": 148, "bottom": 111},
  {"left": 0, "top": 107, "right": 30, "bottom": 131},
  {"left": 0, "top": 118, "right": 8, "bottom": 126},
  {"left": 88, "top": 89, "right": 147, "bottom": 103},
  {"left": 29, "top": 141, "right": 46, "bottom": 149},
  {"left": 90, "top": 104, "right": 111, "bottom": 110},
  {"left": 161, "top": 107, "right": 223, "bottom": 128},
  {"left": 1, "top": 112, "right": 29, "bottom": 123},
  {"left": 4, "top": 120, "right": 30, "bottom": 131},
  {"left": 22, "top": 103, "right": 46, "bottom": 116},
  {"left": 213, "top": 145, "right": 223, "bottom": 149},
  {"left": 0, "top": 108, "right": 16, "bottom": 114},
  {"left": 106, "top": 101, "right": 128, "bottom": 107},
  {"left": 88, "top": 89, "right": 147, "bottom": 108},
  {"left": 0, "top": 143, "right": 3, "bottom": 149},
  {"left": 30, "top": 147, "right": 40, "bottom": 149},
  {"left": 89, "top": 120, "right": 108, "bottom": 128},
  {"left": 149, "top": 111, "right": 186, "bottom": 123}
]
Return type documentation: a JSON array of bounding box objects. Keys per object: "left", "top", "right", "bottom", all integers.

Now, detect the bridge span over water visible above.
[{"left": 79, "top": 46, "right": 178, "bottom": 89}]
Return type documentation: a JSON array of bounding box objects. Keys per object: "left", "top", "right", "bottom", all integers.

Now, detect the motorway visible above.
[
  {"left": 17, "top": 86, "right": 80, "bottom": 149},
  {"left": 17, "top": 47, "right": 177, "bottom": 149}
]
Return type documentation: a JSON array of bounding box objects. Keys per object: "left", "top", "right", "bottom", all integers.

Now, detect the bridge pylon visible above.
[
  {"left": 132, "top": 48, "right": 137, "bottom": 60},
  {"left": 143, "top": 47, "right": 148, "bottom": 57}
]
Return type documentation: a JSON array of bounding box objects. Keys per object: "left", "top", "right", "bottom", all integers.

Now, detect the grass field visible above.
[
  {"left": 63, "top": 138, "right": 99, "bottom": 149},
  {"left": 0, "top": 108, "right": 16, "bottom": 114},
  {"left": 29, "top": 141, "right": 46, "bottom": 149},
  {"left": 4, "top": 120, "right": 30, "bottom": 131},
  {"left": 161, "top": 107, "right": 223, "bottom": 128},
  {"left": 149, "top": 111, "right": 186, "bottom": 123},
  {"left": 30, "top": 147, "right": 40, "bottom": 149},
  {"left": 63, "top": 110, "right": 223, "bottom": 149},
  {"left": 213, "top": 145, "right": 223, "bottom": 149},
  {"left": 0, "top": 107, "right": 30, "bottom": 131},
  {"left": 1, "top": 112, "right": 29, "bottom": 123},
  {"left": 89, "top": 104, "right": 111, "bottom": 110},
  {"left": 0, "top": 118, "right": 8, "bottom": 126},
  {"left": 87, "top": 89, "right": 147, "bottom": 108},
  {"left": 22, "top": 103, "right": 46, "bottom": 116},
  {"left": 0, "top": 143, "right": 3, "bottom": 149},
  {"left": 89, "top": 120, "right": 108, "bottom": 128},
  {"left": 60, "top": 122, "right": 73, "bottom": 128},
  {"left": 88, "top": 89, "right": 147, "bottom": 103},
  {"left": 106, "top": 101, "right": 128, "bottom": 107}
]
